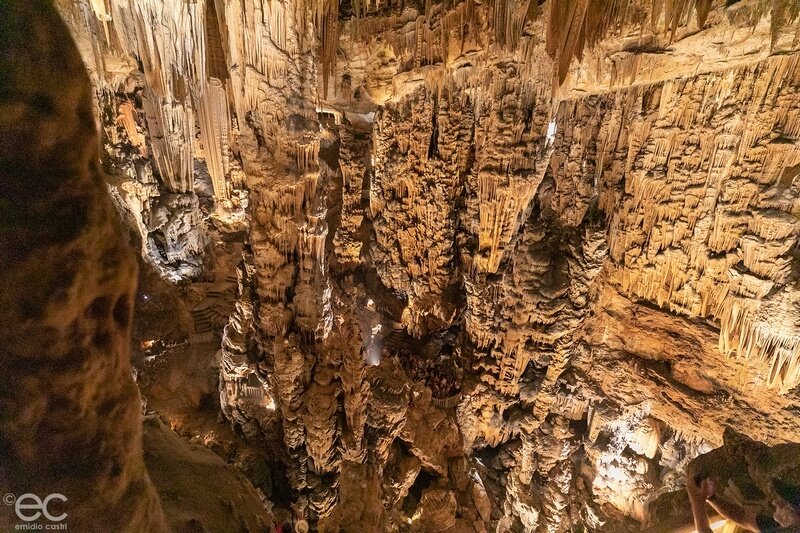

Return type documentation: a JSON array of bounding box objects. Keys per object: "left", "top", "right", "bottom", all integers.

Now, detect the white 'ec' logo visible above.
[{"left": 15, "top": 493, "right": 68, "bottom": 522}]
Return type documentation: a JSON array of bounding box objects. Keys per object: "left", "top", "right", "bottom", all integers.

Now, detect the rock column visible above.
[{"left": 0, "top": 1, "right": 167, "bottom": 531}]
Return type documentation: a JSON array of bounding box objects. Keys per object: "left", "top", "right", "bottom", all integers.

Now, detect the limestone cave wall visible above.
[{"left": 46, "top": 0, "right": 800, "bottom": 531}]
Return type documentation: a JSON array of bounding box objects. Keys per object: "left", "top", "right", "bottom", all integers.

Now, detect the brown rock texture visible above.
[
  {"left": 0, "top": 1, "right": 166, "bottom": 530},
  {"left": 141, "top": 415, "right": 274, "bottom": 532}
]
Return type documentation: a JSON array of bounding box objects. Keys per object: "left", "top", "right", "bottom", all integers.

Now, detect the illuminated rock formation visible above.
[{"left": 43, "top": 0, "right": 800, "bottom": 531}]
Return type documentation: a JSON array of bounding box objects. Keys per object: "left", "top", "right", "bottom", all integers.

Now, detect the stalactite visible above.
[
  {"left": 476, "top": 176, "right": 538, "bottom": 274},
  {"left": 141, "top": 94, "right": 195, "bottom": 192},
  {"left": 89, "top": 0, "right": 112, "bottom": 44},
  {"left": 318, "top": 0, "right": 339, "bottom": 99},
  {"left": 493, "top": 0, "right": 509, "bottom": 48},
  {"left": 719, "top": 295, "right": 800, "bottom": 393},
  {"left": 545, "top": 0, "right": 797, "bottom": 86},
  {"left": 112, "top": 0, "right": 208, "bottom": 100},
  {"left": 197, "top": 77, "right": 231, "bottom": 200},
  {"left": 547, "top": 0, "right": 591, "bottom": 84},
  {"left": 115, "top": 101, "right": 146, "bottom": 154},
  {"left": 101, "top": 0, "right": 210, "bottom": 189}
]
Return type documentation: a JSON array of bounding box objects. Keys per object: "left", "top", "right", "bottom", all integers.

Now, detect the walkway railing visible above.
[
  {"left": 240, "top": 385, "right": 265, "bottom": 400},
  {"left": 189, "top": 331, "right": 216, "bottom": 344},
  {"left": 432, "top": 392, "right": 462, "bottom": 409}
]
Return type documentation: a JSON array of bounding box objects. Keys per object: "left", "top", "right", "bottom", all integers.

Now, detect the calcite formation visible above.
[{"left": 35, "top": 0, "right": 800, "bottom": 531}]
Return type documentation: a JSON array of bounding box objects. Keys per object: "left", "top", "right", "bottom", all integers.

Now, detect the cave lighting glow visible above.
[
  {"left": 546, "top": 118, "right": 557, "bottom": 144},
  {"left": 367, "top": 338, "right": 382, "bottom": 366},
  {"left": 687, "top": 519, "right": 728, "bottom": 533}
]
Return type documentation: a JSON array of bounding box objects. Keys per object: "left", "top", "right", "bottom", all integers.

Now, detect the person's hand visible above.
[
  {"left": 772, "top": 499, "right": 800, "bottom": 527},
  {"left": 699, "top": 478, "right": 716, "bottom": 501},
  {"left": 687, "top": 474, "right": 714, "bottom": 501}
]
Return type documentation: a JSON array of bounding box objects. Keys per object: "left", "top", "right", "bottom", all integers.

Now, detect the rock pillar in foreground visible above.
[{"left": 0, "top": 1, "right": 167, "bottom": 530}]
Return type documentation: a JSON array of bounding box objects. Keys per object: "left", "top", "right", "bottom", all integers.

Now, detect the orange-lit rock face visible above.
[{"left": 39, "top": 0, "right": 800, "bottom": 531}]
